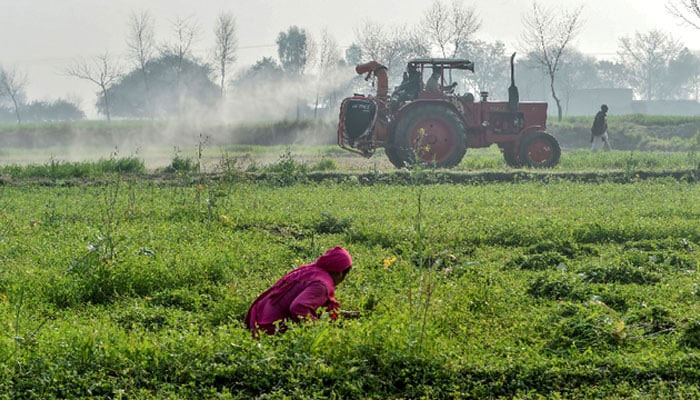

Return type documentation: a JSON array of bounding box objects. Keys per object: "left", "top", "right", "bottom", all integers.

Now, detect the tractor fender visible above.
[
  {"left": 394, "top": 100, "right": 466, "bottom": 129},
  {"left": 519, "top": 125, "right": 546, "bottom": 137}
]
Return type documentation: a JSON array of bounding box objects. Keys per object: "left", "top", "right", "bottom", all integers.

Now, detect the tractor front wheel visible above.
[
  {"left": 518, "top": 132, "right": 561, "bottom": 168},
  {"left": 392, "top": 105, "right": 467, "bottom": 168},
  {"left": 501, "top": 145, "right": 522, "bottom": 168}
]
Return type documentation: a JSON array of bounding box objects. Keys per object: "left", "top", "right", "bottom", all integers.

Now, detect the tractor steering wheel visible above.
[{"left": 445, "top": 82, "right": 458, "bottom": 94}]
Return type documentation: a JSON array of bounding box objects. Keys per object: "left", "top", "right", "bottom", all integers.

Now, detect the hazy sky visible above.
[{"left": 1, "top": 0, "right": 698, "bottom": 114}]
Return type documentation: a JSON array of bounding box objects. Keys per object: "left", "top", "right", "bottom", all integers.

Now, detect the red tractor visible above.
[{"left": 337, "top": 54, "right": 561, "bottom": 168}]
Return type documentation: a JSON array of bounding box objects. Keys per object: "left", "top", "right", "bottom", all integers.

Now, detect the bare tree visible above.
[
  {"left": 422, "top": 1, "right": 451, "bottom": 57},
  {"left": 213, "top": 12, "right": 238, "bottom": 98},
  {"left": 0, "top": 66, "right": 27, "bottom": 124},
  {"left": 354, "top": 21, "right": 429, "bottom": 76},
  {"left": 313, "top": 28, "right": 342, "bottom": 117},
  {"left": 667, "top": 0, "right": 700, "bottom": 29},
  {"left": 354, "top": 20, "right": 385, "bottom": 64},
  {"left": 126, "top": 10, "right": 155, "bottom": 114},
  {"left": 460, "top": 40, "right": 508, "bottom": 98},
  {"left": 618, "top": 30, "right": 683, "bottom": 100},
  {"left": 521, "top": 1, "right": 584, "bottom": 121},
  {"left": 65, "top": 53, "right": 122, "bottom": 121},
  {"left": 422, "top": 0, "right": 481, "bottom": 58},
  {"left": 168, "top": 16, "right": 199, "bottom": 79}
]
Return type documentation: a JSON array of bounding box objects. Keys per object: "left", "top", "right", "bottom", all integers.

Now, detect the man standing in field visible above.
[{"left": 591, "top": 104, "right": 612, "bottom": 152}]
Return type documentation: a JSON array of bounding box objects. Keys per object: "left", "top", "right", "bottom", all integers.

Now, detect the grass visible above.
[
  {"left": 0, "top": 177, "right": 699, "bottom": 398},
  {"left": 0, "top": 157, "right": 146, "bottom": 179},
  {"left": 1, "top": 148, "right": 699, "bottom": 179},
  {"left": 555, "top": 114, "right": 700, "bottom": 127}
]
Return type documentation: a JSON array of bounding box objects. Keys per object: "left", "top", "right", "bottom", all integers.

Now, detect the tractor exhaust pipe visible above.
[
  {"left": 355, "top": 61, "right": 389, "bottom": 100},
  {"left": 508, "top": 53, "right": 519, "bottom": 113}
]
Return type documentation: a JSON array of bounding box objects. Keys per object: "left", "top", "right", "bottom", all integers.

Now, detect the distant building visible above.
[
  {"left": 630, "top": 100, "right": 700, "bottom": 116},
  {"left": 567, "top": 88, "right": 634, "bottom": 115},
  {"left": 566, "top": 88, "right": 700, "bottom": 116}
]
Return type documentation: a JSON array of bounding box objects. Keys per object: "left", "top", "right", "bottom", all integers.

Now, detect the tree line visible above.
[{"left": 1, "top": 0, "right": 699, "bottom": 123}]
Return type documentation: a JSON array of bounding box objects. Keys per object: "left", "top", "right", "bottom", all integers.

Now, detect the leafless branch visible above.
[
  {"left": 168, "top": 16, "right": 199, "bottom": 77},
  {"left": 65, "top": 53, "right": 122, "bottom": 121},
  {"left": 617, "top": 30, "right": 683, "bottom": 100},
  {"left": 126, "top": 10, "right": 155, "bottom": 72},
  {"left": 213, "top": 12, "right": 238, "bottom": 97},
  {"left": 0, "top": 66, "right": 28, "bottom": 123},
  {"left": 521, "top": 1, "right": 584, "bottom": 121},
  {"left": 667, "top": 0, "right": 700, "bottom": 29},
  {"left": 316, "top": 28, "right": 341, "bottom": 74},
  {"left": 449, "top": 0, "right": 481, "bottom": 57},
  {"left": 421, "top": 0, "right": 481, "bottom": 58}
]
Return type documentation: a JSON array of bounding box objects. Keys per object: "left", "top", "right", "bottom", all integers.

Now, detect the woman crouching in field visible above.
[{"left": 245, "top": 246, "right": 354, "bottom": 336}]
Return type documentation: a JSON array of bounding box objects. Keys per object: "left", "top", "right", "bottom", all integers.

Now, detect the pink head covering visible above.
[{"left": 314, "top": 246, "right": 353, "bottom": 272}]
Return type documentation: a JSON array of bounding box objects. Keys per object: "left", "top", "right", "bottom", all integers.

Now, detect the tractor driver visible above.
[
  {"left": 425, "top": 66, "right": 442, "bottom": 92},
  {"left": 392, "top": 64, "right": 421, "bottom": 103},
  {"left": 425, "top": 65, "right": 458, "bottom": 94}
]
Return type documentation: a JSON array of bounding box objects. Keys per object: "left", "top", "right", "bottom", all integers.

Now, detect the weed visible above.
[
  {"left": 579, "top": 264, "right": 661, "bottom": 285},
  {"left": 681, "top": 319, "right": 700, "bottom": 348},
  {"left": 260, "top": 147, "right": 309, "bottom": 185},
  {"left": 163, "top": 147, "right": 196, "bottom": 174},
  {"left": 527, "top": 275, "right": 588, "bottom": 301},
  {"left": 314, "top": 212, "right": 352, "bottom": 234},
  {"left": 627, "top": 305, "right": 676, "bottom": 335},
  {"left": 1, "top": 177, "right": 700, "bottom": 398},
  {"left": 507, "top": 251, "right": 567, "bottom": 270},
  {"left": 312, "top": 157, "right": 338, "bottom": 171},
  {"left": 113, "top": 303, "right": 170, "bottom": 331},
  {"left": 525, "top": 240, "right": 598, "bottom": 258},
  {"left": 548, "top": 302, "right": 627, "bottom": 351}
]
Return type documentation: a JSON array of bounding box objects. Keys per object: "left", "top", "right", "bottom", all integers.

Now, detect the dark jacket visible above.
[{"left": 591, "top": 111, "right": 608, "bottom": 136}]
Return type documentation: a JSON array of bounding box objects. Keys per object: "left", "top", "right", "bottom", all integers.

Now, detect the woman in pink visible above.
[{"left": 244, "top": 246, "right": 353, "bottom": 336}]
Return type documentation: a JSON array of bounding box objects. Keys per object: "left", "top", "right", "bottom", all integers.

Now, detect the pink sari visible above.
[{"left": 244, "top": 246, "right": 352, "bottom": 336}]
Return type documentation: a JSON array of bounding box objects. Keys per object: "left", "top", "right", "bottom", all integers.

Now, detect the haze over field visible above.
[{"left": 1, "top": 0, "right": 699, "bottom": 117}]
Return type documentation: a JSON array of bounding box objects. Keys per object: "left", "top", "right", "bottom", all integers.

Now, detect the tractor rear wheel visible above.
[
  {"left": 518, "top": 132, "right": 561, "bottom": 168},
  {"left": 384, "top": 145, "right": 405, "bottom": 168},
  {"left": 393, "top": 105, "right": 467, "bottom": 168}
]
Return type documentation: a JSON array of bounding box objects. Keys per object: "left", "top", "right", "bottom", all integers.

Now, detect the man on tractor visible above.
[
  {"left": 425, "top": 65, "right": 458, "bottom": 94},
  {"left": 392, "top": 64, "right": 421, "bottom": 104},
  {"left": 425, "top": 66, "right": 442, "bottom": 92}
]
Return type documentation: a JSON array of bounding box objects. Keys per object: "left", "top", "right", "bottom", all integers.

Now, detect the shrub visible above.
[
  {"left": 527, "top": 275, "right": 589, "bottom": 301},
  {"left": 525, "top": 240, "right": 598, "bottom": 258},
  {"left": 112, "top": 303, "right": 171, "bottom": 331},
  {"left": 314, "top": 212, "right": 352, "bottom": 234},
  {"left": 258, "top": 148, "right": 309, "bottom": 185},
  {"left": 627, "top": 305, "right": 676, "bottom": 335},
  {"left": 0, "top": 157, "right": 145, "bottom": 179},
  {"left": 548, "top": 302, "right": 627, "bottom": 350},
  {"left": 681, "top": 319, "right": 700, "bottom": 348},
  {"left": 312, "top": 157, "right": 338, "bottom": 171},
  {"left": 579, "top": 264, "right": 661, "bottom": 285},
  {"left": 507, "top": 251, "right": 567, "bottom": 270},
  {"left": 163, "top": 155, "right": 196, "bottom": 173}
]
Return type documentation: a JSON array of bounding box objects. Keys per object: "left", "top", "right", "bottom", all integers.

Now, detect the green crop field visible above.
[{"left": 1, "top": 160, "right": 699, "bottom": 398}]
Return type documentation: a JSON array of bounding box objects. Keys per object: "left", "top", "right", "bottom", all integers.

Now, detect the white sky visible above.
[{"left": 1, "top": 0, "right": 698, "bottom": 114}]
